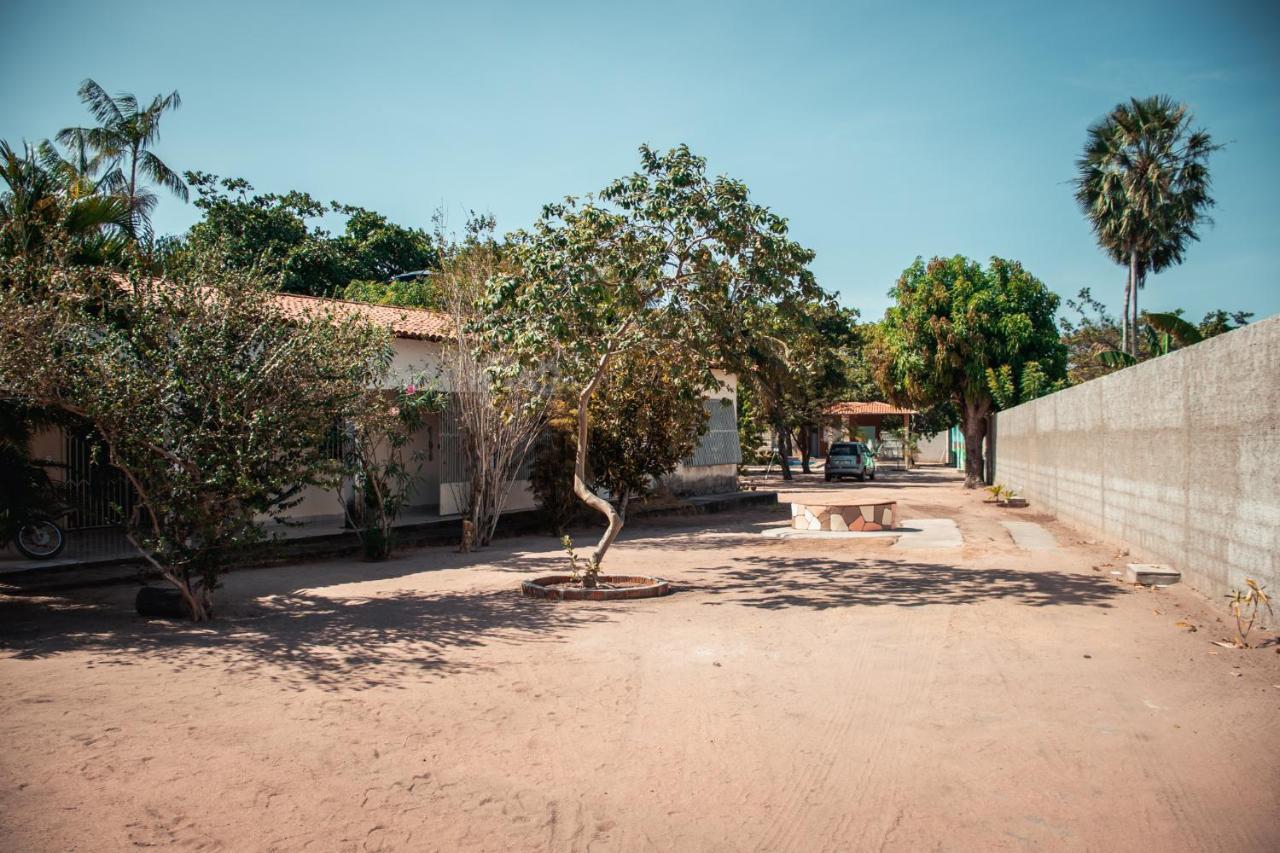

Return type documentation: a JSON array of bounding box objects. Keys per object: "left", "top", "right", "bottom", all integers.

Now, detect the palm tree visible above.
[
  {"left": 1, "top": 140, "right": 132, "bottom": 264},
  {"left": 56, "top": 79, "right": 188, "bottom": 239},
  {"left": 1074, "top": 96, "right": 1220, "bottom": 357},
  {"left": 37, "top": 136, "right": 105, "bottom": 200}
]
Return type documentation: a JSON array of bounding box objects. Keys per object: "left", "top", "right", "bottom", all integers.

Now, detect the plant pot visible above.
[{"left": 1003, "top": 498, "right": 1029, "bottom": 508}]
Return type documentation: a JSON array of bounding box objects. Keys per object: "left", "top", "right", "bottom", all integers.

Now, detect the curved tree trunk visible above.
[{"left": 574, "top": 362, "right": 623, "bottom": 578}]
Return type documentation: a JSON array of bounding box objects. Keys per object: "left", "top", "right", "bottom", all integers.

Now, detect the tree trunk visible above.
[
  {"left": 1121, "top": 256, "right": 1131, "bottom": 356},
  {"left": 574, "top": 365, "right": 622, "bottom": 571},
  {"left": 795, "top": 426, "right": 811, "bottom": 474},
  {"left": 165, "top": 571, "right": 211, "bottom": 621},
  {"left": 1126, "top": 250, "right": 1137, "bottom": 358},
  {"left": 960, "top": 400, "right": 990, "bottom": 489},
  {"left": 1131, "top": 263, "right": 1143, "bottom": 359},
  {"left": 777, "top": 427, "right": 793, "bottom": 481}
]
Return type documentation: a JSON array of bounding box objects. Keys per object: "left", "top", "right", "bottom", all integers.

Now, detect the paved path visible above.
[
  {"left": 1002, "top": 520, "right": 1059, "bottom": 550},
  {"left": 892, "top": 518, "right": 964, "bottom": 549}
]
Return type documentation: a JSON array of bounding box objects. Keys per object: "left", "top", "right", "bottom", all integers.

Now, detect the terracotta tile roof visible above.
[
  {"left": 824, "top": 401, "right": 917, "bottom": 416},
  {"left": 112, "top": 274, "right": 452, "bottom": 341},
  {"left": 271, "top": 293, "right": 452, "bottom": 341}
]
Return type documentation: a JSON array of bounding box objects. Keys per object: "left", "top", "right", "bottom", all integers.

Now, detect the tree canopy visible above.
[
  {"left": 0, "top": 239, "right": 392, "bottom": 619},
  {"left": 482, "top": 144, "right": 818, "bottom": 572},
  {"left": 872, "top": 255, "right": 1066, "bottom": 487},
  {"left": 163, "top": 173, "right": 439, "bottom": 298}
]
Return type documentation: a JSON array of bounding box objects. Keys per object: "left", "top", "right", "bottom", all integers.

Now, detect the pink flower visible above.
[{"left": 405, "top": 384, "right": 416, "bottom": 395}]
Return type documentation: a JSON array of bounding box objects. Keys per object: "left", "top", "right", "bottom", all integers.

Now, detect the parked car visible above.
[{"left": 824, "top": 441, "right": 876, "bottom": 482}]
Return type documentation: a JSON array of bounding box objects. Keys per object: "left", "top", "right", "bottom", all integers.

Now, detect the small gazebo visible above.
[{"left": 820, "top": 401, "right": 917, "bottom": 457}]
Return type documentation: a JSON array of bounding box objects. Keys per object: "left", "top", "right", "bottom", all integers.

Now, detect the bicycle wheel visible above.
[{"left": 16, "top": 520, "right": 65, "bottom": 559}]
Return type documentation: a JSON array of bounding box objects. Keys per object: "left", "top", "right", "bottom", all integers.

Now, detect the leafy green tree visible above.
[
  {"left": 588, "top": 349, "right": 710, "bottom": 518},
  {"left": 723, "top": 292, "right": 848, "bottom": 478},
  {"left": 56, "top": 79, "right": 187, "bottom": 238},
  {"left": 341, "top": 275, "right": 444, "bottom": 308},
  {"left": 1196, "top": 309, "right": 1252, "bottom": 339},
  {"left": 332, "top": 205, "right": 438, "bottom": 283},
  {"left": 872, "top": 256, "right": 1066, "bottom": 488},
  {"left": 0, "top": 240, "right": 391, "bottom": 620},
  {"left": 344, "top": 378, "right": 441, "bottom": 560},
  {"left": 1074, "top": 96, "right": 1220, "bottom": 357},
  {"left": 483, "top": 144, "right": 816, "bottom": 577},
  {"left": 166, "top": 173, "right": 438, "bottom": 297}
]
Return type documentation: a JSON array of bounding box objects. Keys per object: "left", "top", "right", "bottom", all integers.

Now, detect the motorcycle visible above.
[{"left": 4, "top": 515, "right": 67, "bottom": 559}]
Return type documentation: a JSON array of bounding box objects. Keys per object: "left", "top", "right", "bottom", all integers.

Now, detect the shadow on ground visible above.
[
  {"left": 684, "top": 555, "right": 1124, "bottom": 611},
  {"left": 0, "top": 585, "right": 613, "bottom": 692}
]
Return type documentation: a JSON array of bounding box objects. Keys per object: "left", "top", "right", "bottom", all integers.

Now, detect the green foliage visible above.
[
  {"left": 1197, "top": 309, "right": 1252, "bottom": 339},
  {"left": 528, "top": 405, "right": 581, "bottom": 536},
  {"left": 341, "top": 276, "right": 444, "bottom": 309},
  {"left": 0, "top": 141, "right": 132, "bottom": 266},
  {"left": 345, "top": 377, "right": 443, "bottom": 560},
  {"left": 872, "top": 255, "right": 1066, "bottom": 486},
  {"left": 735, "top": 385, "right": 770, "bottom": 465},
  {"left": 588, "top": 350, "right": 710, "bottom": 515},
  {"left": 164, "top": 173, "right": 438, "bottom": 297},
  {"left": 0, "top": 238, "right": 392, "bottom": 619},
  {"left": 482, "top": 144, "right": 818, "bottom": 566}
]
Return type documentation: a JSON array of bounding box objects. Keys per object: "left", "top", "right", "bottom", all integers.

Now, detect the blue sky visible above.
[{"left": 2, "top": 0, "right": 1277, "bottom": 323}]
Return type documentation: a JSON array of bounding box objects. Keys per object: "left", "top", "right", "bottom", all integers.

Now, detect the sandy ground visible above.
[{"left": 2, "top": 468, "right": 1278, "bottom": 852}]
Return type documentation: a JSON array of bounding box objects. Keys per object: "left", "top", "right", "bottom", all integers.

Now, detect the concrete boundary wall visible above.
[{"left": 995, "top": 314, "right": 1280, "bottom": 603}]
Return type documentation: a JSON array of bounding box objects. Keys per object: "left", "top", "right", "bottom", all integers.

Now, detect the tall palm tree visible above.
[
  {"left": 56, "top": 79, "right": 188, "bottom": 239},
  {"left": 1074, "top": 96, "right": 1220, "bottom": 357}
]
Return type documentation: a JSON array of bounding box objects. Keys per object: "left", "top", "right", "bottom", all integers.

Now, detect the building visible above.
[{"left": 27, "top": 293, "right": 741, "bottom": 536}]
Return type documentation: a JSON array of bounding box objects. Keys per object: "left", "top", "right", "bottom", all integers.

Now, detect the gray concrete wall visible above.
[{"left": 995, "top": 314, "right": 1280, "bottom": 603}]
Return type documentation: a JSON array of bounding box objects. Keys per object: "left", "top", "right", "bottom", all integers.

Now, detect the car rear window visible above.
[{"left": 829, "top": 444, "right": 858, "bottom": 456}]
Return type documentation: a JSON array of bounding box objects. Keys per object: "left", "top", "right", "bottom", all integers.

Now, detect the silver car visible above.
[{"left": 824, "top": 442, "right": 873, "bottom": 482}]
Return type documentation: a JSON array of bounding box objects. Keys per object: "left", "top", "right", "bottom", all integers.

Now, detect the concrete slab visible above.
[
  {"left": 1001, "top": 521, "right": 1058, "bottom": 551},
  {"left": 1126, "top": 563, "right": 1181, "bottom": 586},
  {"left": 761, "top": 518, "right": 963, "bottom": 548},
  {"left": 891, "top": 518, "right": 963, "bottom": 549}
]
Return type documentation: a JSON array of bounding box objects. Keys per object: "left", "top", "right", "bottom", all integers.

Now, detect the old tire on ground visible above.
[{"left": 136, "top": 586, "right": 189, "bottom": 619}]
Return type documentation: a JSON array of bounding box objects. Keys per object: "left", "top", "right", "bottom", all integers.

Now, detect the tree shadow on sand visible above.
[
  {"left": 683, "top": 555, "right": 1125, "bottom": 611},
  {"left": 0, "top": 586, "right": 612, "bottom": 691}
]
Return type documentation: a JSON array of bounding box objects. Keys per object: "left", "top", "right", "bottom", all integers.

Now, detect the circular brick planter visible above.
[{"left": 521, "top": 575, "right": 672, "bottom": 601}]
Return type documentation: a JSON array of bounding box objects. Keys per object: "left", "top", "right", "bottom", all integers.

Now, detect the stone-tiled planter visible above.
[
  {"left": 521, "top": 575, "right": 672, "bottom": 601},
  {"left": 790, "top": 501, "right": 897, "bottom": 532}
]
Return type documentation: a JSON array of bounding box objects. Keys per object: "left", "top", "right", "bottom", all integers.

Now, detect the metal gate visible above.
[{"left": 63, "top": 428, "right": 136, "bottom": 530}]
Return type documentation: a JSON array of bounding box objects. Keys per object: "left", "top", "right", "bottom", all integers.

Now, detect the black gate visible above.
[{"left": 63, "top": 428, "right": 136, "bottom": 530}]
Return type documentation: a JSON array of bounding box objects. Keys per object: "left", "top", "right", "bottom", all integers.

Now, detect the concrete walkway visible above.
[{"left": 1002, "top": 520, "right": 1059, "bottom": 550}]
